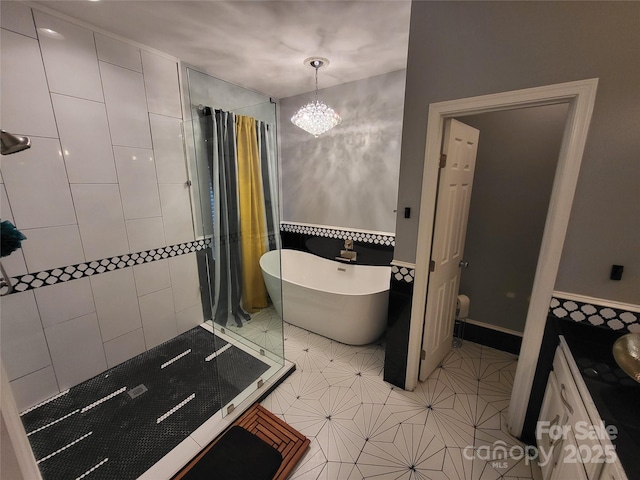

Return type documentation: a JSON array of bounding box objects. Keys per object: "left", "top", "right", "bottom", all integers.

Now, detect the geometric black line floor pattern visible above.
[
  {"left": 261, "top": 321, "right": 543, "bottom": 479},
  {"left": 20, "top": 326, "right": 270, "bottom": 480}
]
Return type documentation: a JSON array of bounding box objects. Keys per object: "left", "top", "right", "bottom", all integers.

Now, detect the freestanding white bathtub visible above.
[{"left": 259, "top": 249, "right": 391, "bottom": 345}]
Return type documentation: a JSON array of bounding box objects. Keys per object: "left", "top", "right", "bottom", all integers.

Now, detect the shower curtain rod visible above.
[{"left": 196, "top": 106, "right": 273, "bottom": 131}]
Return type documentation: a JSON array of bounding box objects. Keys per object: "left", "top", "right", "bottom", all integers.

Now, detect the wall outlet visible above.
[{"left": 610, "top": 264, "right": 624, "bottom": 281}]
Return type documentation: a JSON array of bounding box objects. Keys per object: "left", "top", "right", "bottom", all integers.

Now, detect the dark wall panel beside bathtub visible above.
[
  {"left": 281, "top": 231, "right": 394, "bottom": 266},
  {"left": 384, "top": 276, "right": 414, "bottom": 389}
]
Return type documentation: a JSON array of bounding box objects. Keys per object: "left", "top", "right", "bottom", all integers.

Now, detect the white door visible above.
[{"left": 419, "top": 118, "right": 479, "bottom": 381}]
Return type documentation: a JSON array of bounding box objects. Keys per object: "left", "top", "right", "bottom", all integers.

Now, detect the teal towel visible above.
[{"left": 1, "top": 220, "right": 26, "bottom": 258}]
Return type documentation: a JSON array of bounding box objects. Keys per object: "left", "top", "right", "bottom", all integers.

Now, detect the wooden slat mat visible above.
[{"left": 174, "top": 403, "right": 309, "bottom": 480}]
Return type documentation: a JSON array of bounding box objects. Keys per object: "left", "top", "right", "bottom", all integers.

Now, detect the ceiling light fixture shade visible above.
[{"left": 291, "top": 57, "right": 341, "bottom": 137}]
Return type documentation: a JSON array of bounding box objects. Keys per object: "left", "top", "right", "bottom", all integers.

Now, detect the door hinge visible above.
[
  {"left": 429, "top": 260, "right": 435, "bottom": 272},
  {"left": 421, "top": 350, "right": 426, "bottom": 360},
  {"left": 439, "top": 153, "right": 447, "bottom": 168}
]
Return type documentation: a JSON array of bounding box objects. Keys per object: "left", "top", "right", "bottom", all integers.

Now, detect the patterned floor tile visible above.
[
  {"left": 285, "top": 387, "right": 364, "bottom": 463},
  {"left": 452, "top": 341, "right": 485, "bottom": 359},
  {"left": 353, "top": 403, "right": 401, "bottom": 444},
  {"left": 424, "top": 393, "right": 478, "bottom": 448},
  {"left": 261, "top": 323, "right": 538, "bottom": 480},
  {"left": 385, "top": 388, "right": 431, "bottom": 426},
  {"left": 288, "top": 438, "right": 327, "bottom": 480},
  {"left": 437, "top": 360, "right": 480, "bottom": 395},
  {"left": 471, "top": 451, "right": 539, "bottom": 480},
  {"left": 261, "top": 370, "right": 328, "bottom": 416},
  {"left": 349, "top": 371, "right": 393, "bottom": 405},
  {"left": 226, "top": 305, "right": 284, "bottom": 355},
  {"left": 320, "top": 461, "right": 362, "bottom": 480},
  {"left": 286, "top": 335, "right": 332, "bottom": 372},
  {"left": 357, "top": 423, "right": 447, "bottom": 479},
  {"left": 442, "top": 447, "right": 475, "bottom": 480},
  {"left": 322, "top": 341, "right": 358, "bottom": 366}
]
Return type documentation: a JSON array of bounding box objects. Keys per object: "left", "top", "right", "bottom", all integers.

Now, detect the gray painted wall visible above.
[
  {"left": 396, "top": 2, "right": 639, "bottom": 304},
  {"left": 459, "top": 104, "right": 569, "bottom": 332},
  {"left": 280, "top": 70, "right": 406, "bottom": 233}
]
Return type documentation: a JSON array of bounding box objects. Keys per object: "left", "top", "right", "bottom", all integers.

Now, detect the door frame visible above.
[{"left": 406, "top": 78, "right": 599, "bottom": 438}]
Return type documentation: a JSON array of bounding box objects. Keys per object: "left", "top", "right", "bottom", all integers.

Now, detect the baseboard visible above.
[{"left": 456, "top": 319, "right": 523, "bottom": 355}]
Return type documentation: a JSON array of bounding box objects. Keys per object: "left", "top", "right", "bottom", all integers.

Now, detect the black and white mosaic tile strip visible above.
[
  {"left": 280, "top": 222, "right": 395, "bottom": 247},
  {"left": 1, "top": 239, "right": 211, "bottom": 296},
  {"left": 549, "top": 296, "right": 640, "bottom": 333},
  {"left": 391, "top": 265, "right": 415, "bottom": 284}
]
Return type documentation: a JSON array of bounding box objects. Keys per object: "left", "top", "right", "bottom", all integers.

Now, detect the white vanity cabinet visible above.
[
  {"left": 537, "top": 337, "right": 628, "bottom": 480},
  {"left": 549, "top": 429, "right": 589, "bottom": 480},
  {"left": 538, "top": 369, "right": 571, "bottom": 479}
]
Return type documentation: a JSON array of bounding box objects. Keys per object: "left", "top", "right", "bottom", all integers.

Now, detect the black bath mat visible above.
[
  {"left": 180, "top": 426, "right": 282, "bottom": 480},
  {"left": 21, "top": 326, "right": 270, "bottom": 480}
]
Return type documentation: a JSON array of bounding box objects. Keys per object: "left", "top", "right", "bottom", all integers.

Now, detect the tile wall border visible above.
[
  {"left": 391, "top": 262, "right": 415, "bottom": 284},
  {"left": 280, "top": 222, "right": 395, "bottom": 247},
  {"left": 1, "top": 239, "right": 211, "bottom": 296},
  {"left": 550, "top": 291, "right": 640, "bottom": 333}
]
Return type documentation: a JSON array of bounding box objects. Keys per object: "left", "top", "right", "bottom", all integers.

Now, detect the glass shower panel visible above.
[{"left": 184, "top": 68, "right": 284, "bottom": 417}]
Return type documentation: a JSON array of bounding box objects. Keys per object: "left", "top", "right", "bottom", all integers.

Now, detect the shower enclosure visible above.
[
  {"left": 4, "top": 67, "right": 284, "bottom": 480},
  {"left": 184, "top": 67, "right": 285, "bottom": 416}
]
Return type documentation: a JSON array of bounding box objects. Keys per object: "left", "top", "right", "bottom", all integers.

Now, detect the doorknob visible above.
[{"left": 459, "top": 260, "right": 469, "bottom": 268}]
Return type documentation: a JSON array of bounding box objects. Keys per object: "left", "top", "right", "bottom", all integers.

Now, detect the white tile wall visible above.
[
  {"left": 52, "top": 93, "right": 118, "bottom": 184},
  {"left": 71, "top": 184, "right": 130, "bottom": 261},
  {"left": 45, "top": 313, "right": 108, "bottom": 390},
  {"left": 33, "top": 11, "right": 103, "bottom": 102},
  {"left": 34, "top": 278, "right": 95, "bottom": 328},
  {"left": 9, "top": 366, "right": 60, "bottom": 413},
  {"left": 0, "top": 243, "right": 28, "bottom": 277},
  {"left": 103, "top": 329, "right": 146, "bottom": 369},
  {"left": 1, "top": 137, "right": 76, "bottom": 229},
  {"left": 139, "top": 288, "right": 178, "bottom": 349},
  {"left": 149, "top": 114, "right": 188, "bottom": 184},
  {"left": 100, "top": 61, "right": 152, "bottom": 148},
  {"left": 133, "top": 259, "right": 171, "bottom": 298},
  {"left": 168, "top": 253, "right": 201, "bottom": 312},
  {"left": 176, "top": 304, "right": 205, "bottom": 334},
  {"left": 141, "top": 51, "right": 182, "bottom": 118},
  {"left": 0, "top": 184, "right": 12, "bottom": 222},
  {"left": 90, "top": 268, "right": 143, "bottom": 342},
  {"left": 0, "top": 183, "right": 28, "bottom": 276},
  {"left": 95, "top": 33, "right": 142, "bottom": 72},
  {"left": 126, "top": 217, "right": 166, "bottom": 253},
  {"left": 0, "top": 6, "right": 207, "bottom": 398},
  {"left": 21, "top": 225, "right": 85, "bottom": 273},
  {"left": 2, "top": 250, "right": 28, "bottom": 277},
  {"left": 0, "top": 29, "right": 57, "bottom": 138},
  {"left": 113, "top": 146, "right": 162, "bottom": 219},
  {"left": 0, "top": 291, "right": 51, "bottom": 381},
  {"left": 159, "top": 184, "right": 195, "bottom": 245},
  {"left": 0, "top": 1, "right": 37, "bottom": 38}
]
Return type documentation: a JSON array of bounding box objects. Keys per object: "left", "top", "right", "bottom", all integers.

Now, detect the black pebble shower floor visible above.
[{"left": 20, "top": 326, "right": 270, "bottom": 480}]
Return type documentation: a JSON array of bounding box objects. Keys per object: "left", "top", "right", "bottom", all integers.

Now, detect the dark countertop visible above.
[{"left": 557, "top": 320, "right": 640, "bottom": 479}]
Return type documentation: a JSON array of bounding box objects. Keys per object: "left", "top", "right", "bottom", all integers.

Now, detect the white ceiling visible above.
[{"left": 32, "top": 0, "right": 411, "bottom": 99}]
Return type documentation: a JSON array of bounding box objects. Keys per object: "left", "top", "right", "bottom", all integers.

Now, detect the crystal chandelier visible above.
[{"left": 291, "top": 58, "right": 341, "bottom": 137}]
